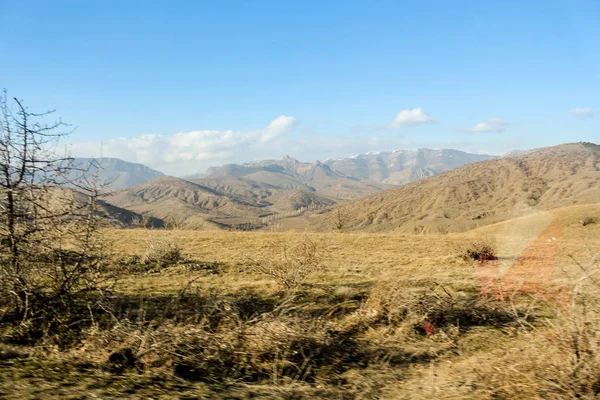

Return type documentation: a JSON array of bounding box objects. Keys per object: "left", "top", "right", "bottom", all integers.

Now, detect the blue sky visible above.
[{"left": 1, "top": 0, "right": 598, "bottom": 175}]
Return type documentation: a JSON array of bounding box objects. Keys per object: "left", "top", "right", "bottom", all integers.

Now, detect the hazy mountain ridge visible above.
[
  {"left": 101, "top": 155, "right": 388, "bottom": 229},
  {"left": 72, "top": 157, "right": 165, "bottom": 190},
  {"left": 322, "top": 149, "right": 497, "bottom": 185},
  {"left": 198, "top": 155, "right": 392, "bottom": 201}
]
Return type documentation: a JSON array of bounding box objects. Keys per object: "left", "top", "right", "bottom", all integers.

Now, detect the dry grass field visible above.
[{"left": 1, "top": 203, "right": 600, "bottom": 399}]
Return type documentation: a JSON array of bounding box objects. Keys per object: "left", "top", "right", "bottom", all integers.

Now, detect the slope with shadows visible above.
[
  {"left": 101, "top": 176, "right": 270, "bottom": 230},
  {"left": 314, "top": 143, "right": 600, "bottom": 233},
  {"left": 323, "top": 148, "right": 497, "bottom": 185},
  {"left": 13, "top": 187, "right": 165, "bottom": 228},
  {"left": 102, "top": 172, "right": 340, "bottom": 230}
]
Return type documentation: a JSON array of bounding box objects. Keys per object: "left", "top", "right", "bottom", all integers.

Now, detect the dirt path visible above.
[
  {"left": 498, "top": 219, "right": 562, "bottom": 300},
  {"left": 476, "top": 213, "right": 563, "bottom": 301}
]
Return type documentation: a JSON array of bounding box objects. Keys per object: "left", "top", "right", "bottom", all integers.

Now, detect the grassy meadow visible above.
[{"left": 1, "top": 204, "right": 600, "bottom": 399}]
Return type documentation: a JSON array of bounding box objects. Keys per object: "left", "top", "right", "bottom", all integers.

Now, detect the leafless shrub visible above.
[
  {"left": 155, "top": 313, "right": 366, "bottom": 385},
  {"left": 131, "top": 213, "right": 155, "bottom": 229},
  {"left": 332, "top": 208, "right": 349, "bottom": 232},
  {"left": 366, "top": 281, "right": 531, "bottom": 335},
  {"left": 164, "top": 216, "right": 186, "bottom": 230},
  {"left": 140, "top": 236, "right": 182, "bottom": 269},
  {"left": 413, "top": 253, "right": 600, "bottom": 398},
  {"left": 456, "top": 237, "right": 498, "bottom": 262},
  {"left": 0, "top": 91, "right": 116, "bottom": 345},
  {"left": 250, "top": 236, "right": 328, "bottom": 289}
]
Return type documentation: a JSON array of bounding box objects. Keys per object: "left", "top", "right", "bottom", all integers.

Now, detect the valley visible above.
[{"left": 95, "top": 142, "right": 600, "bottom": 234}]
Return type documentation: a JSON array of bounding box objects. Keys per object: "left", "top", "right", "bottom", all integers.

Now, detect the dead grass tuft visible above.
[
  {"left": 140, "top": 236, "right": 182, "bottom": 270},
  {"left": 249, "top": 235, "right": 329, "bottom": 289}
]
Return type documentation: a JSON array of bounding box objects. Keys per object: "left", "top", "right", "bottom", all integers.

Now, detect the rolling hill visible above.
[
  {"left": 101, "top": 171, "right": 341, "bottom": 230},
  {"left": 314, "top": 143, "right": 600, "bottom": 233},
  {"left": 98, "top": 147, "right": 536, "bottom": 231},
  {"left": 101, "top": 176, "right": 268, "bottom": 229},
  {"left": 23, "top": 187, "right": 165, "bottom": 228}
]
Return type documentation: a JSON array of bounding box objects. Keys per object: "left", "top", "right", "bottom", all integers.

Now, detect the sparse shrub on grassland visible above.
[
  {"left": 366, "top": 281, "right": 532, "bottom": 334},
  {"left": 79, "top": 287, "right": 371, "bottom": 386},
  {"left": 168, "top": 316, "right": 364, "bottom": 384},
  {"left": 250, "top": 236, "right": 328, "bottom": 289},
  {"left": 398, "top": 253, "right": 600, "bottom": 399},
  {"left": 456, "top": 237, "right": 498, "bottom": 262},
  {"left": 140, "top": 236, "right": 182, "bottom": 269},
  {"left": 581, "top": 216, "right": 598, "bottom": 226},
  {"left": 164, "top": 216, "right": 186, "bottom": 230}
]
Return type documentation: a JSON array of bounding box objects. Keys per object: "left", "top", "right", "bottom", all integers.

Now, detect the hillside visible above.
[
  {"left": 23, "top": 187, "right": 165, "bottom": 228},
  {"left": 323, "top": 148, "right": 497, "bottom": 185},
  {"left": 314, "top": 143, "right": 600, "bottom": 233},
  {"left": 101, "top": 176, "right": 267, "bottom": 229}
]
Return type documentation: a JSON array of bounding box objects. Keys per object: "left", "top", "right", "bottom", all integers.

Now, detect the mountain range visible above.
[
  {"left": 87, "top": 144, "right": 600, "bottom": 232},
  {"left": 101, "top": 156, "right": 390, "bottom": 229},
  {"left": 96, "top": 148, "right": 498, "bottom": 229}
]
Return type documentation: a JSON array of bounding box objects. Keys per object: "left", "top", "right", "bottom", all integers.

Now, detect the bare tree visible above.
[
  {"left": 332, "top": 207, "right": 349, "bottom": 232},
  {"left": 0, "top": 90, "right": 113, "bottom": 323}
]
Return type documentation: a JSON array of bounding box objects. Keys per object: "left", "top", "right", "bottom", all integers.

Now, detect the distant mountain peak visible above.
[
  {"left": 321, "top": 148, "right": 497, "bottom": 185},
  {"left": 198, "top": 148, "right": 498, "bottom": 186},
  {"left": 72, "top": 157, "right": 165, "bottom": 190},
  {"left": 282, "top": 155, "right": 298, "bottom": 162}
]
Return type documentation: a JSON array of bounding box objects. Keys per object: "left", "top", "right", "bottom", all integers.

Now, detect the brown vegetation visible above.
[
  {"left": 457, "top": 237, "right": 498, "bottom": 262},
  {"left": 0, "top": 203, "right": 598, "bottom": 398},
  {"left": 249, "top": 235, "right": 328, "bottom": 289}
]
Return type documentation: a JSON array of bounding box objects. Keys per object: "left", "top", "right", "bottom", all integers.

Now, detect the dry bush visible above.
[
  {"left": 250, "top": 236, "right": 328, "bottom": 289},
  {"left": 140, "top": 236, "right": 182, "bottom": 269},
  {"left": 581, "top": 216, "right": 598, "bottom": 226},
  {"left": 0, "top": 92, "right": 118, "bottom": 346},
  {"left": 366, "top": 281, "right": 532, "bottom": 335},
  {"left": 456, "top": 237, "right": 498, "bottom": 262},
  {"left": 72, "top": 288, "right": 371, "bottom": 386},
  {"left": 332, "top": 208, "right": 349, "bottom": 232},
  {"left": 164, "top": 216, "right": 186, "bottom": 230}
]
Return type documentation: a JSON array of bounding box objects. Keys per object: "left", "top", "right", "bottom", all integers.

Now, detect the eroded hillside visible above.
[{"left": 314, "top": 143, "right": 600, "bottom": 233}]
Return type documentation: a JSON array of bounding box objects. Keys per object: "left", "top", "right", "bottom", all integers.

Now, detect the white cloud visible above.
[
  {"left": 70, "top": 116, "right": 300, "bottom": 175},
  {"left": 460, "top": 117, "right": 508, "bottom": 133},
  {"left": 388, "top": 108, "right": 436, "bottom": 128},
  {"left": 261, "top": 115, "right": 299, "bottom": 142},
  {"left": 569, "top": 108, "right": 595, "bottom": 118}
]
